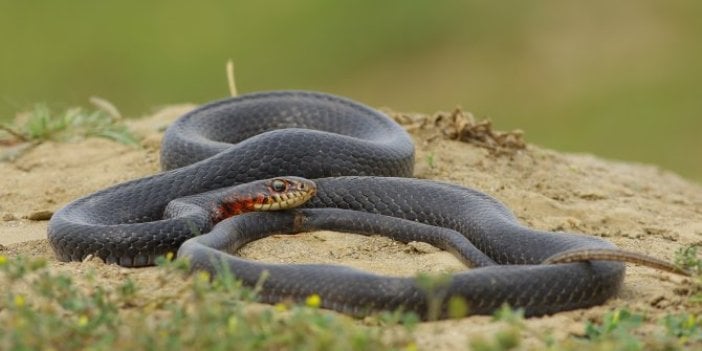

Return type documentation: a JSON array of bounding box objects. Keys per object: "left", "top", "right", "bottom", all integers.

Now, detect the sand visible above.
[{"left": 1, "top": 104, "right": 700, "bottom": 349}]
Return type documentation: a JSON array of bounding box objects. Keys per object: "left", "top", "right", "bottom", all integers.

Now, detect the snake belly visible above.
[{"left": 47, "top": 90, "right": 624, "bottom": 317}]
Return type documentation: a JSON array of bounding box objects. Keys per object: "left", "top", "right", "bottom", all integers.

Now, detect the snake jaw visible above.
[
  {"left": 253, "top": 178, "right": 317, "bottom": 211},
  {"left": 208, "top": 177, "right": 316, "bottom": 223}
]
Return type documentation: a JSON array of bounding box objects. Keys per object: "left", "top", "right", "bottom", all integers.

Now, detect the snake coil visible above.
[{"left": 49, "top": 91, "right": 627, "bottom": 318}]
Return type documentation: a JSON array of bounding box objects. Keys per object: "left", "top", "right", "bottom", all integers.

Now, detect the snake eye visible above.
[{"left": 271, "top": 179, "right": 287, "bottom": 192}]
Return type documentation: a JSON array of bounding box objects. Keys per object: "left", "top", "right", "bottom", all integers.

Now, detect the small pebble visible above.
[
  {"left": 407, "top": 241, "right": 440, "bottom": 254},
  {"left": 82, "top": 254, "right": 106, "bottom": 265},
  {"left": 27, "top": 210, "right": 53, "bottom": 221},
  {"left": 140, "top": 134, "right": 163, "bottom": 150}
]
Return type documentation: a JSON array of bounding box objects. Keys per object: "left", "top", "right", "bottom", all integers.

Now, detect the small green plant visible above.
[
  {"left": 675, "top": 244, "right": 702, "bottom": 304},
  {"left": 468, "top": 305, "right": 525, "bottom": 351},
  {"left": 584, "top": 309, "right": 644, "bottom": 348},
  {"left": 426, "top": 152, "right": 436, "bottom": 169},
  {"left": 676, "top": 245, "right": 702, "bottom": 276},
  {"left": 415, "top": 272, "right": 452, "bottom": 320},
  {"left": 492, "top": 304, "right": 526, "bottom": 325},
  {"left": 662, "top": 313, "right": 702, "bottom": 345},
  {"left": 0, "top": 103, "right": 138, "bottom": 145}
]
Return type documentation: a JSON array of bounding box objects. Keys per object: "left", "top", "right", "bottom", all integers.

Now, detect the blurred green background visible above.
[{"left": 1, "top": 0, "right": 700, "bottom": 182}]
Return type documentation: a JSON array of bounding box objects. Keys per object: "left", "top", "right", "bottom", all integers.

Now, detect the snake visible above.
[{"left": 47, "top": 90, "right": 683, "bottom": 319}]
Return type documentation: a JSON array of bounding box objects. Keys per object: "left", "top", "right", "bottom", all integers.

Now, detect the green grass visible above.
[
  {"left": 0, "top": 103, "right": 138, "bottom": 146},
  {"left": 467, "top": 244, "right": 702, "bottom": 350},
  {"left": 676, "top": 245, "right": 702, "bottom": 305},
  {"left": 0, "top": 235, "right": 698, "bottom": 351},
  {"left": 1, "top": 246, "right": 701, "bottom": 350},
  {"left": 676, "top": 245, "right": 702, "bottom": 277},
  {"left": 0, "top": 254, "right": 417, "bottom": 350},
  {"left": 469, "top": 307, "right": 702, "bottom": 351}
]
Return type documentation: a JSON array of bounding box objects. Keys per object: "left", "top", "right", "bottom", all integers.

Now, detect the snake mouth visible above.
[
  {"left": 209, "top": 177, "right": 317, "bottom": 223},
  {"left": 253, "top": 177, "right": 317, "bottom": 211},
  {"left": 253, "top": 188, "right": 316, "bottom": 211}
]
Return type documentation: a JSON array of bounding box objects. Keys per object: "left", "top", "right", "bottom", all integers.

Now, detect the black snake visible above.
[{"left": 48, "top": 91, "right": 679, "bottom": 318}]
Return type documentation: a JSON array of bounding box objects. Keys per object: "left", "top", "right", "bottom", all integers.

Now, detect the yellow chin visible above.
[{"left": 253, "top": 190, "right": 313, "bottom": 211}]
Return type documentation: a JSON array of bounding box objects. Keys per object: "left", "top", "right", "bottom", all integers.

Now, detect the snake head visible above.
[
  {"left": 211, "top": 176, "right": 317, "bottom": 223},
  {"left": 256, "top": 177, "right": 317, "bottom": 211}
]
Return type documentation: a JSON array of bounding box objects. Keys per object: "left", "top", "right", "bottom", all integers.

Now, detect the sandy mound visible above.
[{"left": 1, "top": 104, "right": 700, "bottom": 349}]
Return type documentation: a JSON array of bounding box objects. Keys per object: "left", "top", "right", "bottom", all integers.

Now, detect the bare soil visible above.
[{"left": 1, "top": 104, "right": 701, "bottom": 349}]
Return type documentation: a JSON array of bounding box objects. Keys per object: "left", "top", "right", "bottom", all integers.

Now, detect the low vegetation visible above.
[
  {"left": 0, "top": 254, "right": 417, "bottom": 350},
  {"left": 1, "top": 245, "right": 699, "bottom": 350},
  {"left": 469, "top": 245, "right": 702, "bottom": 351},
  {"left": 0, "top": 102, "right": 138, "bottom": 146}
]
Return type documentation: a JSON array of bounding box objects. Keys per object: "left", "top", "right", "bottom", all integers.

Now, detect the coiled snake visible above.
[{"left": 47, "top": 91, "right": 682, "bottom": 319}]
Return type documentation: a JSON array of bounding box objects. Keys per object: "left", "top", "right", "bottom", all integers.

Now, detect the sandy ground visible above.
[{"left": 1, "top": 104, "right": 701, "bottom": 349}]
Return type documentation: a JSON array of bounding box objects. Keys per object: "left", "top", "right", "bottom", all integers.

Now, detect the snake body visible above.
[{"left": 48, "top": 91, "right": 625, "bottom": 318}]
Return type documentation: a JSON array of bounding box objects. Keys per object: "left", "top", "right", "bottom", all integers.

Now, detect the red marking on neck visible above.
[
  {"left": 211, "top": 193, "right": 272, "bottom": 224},
  {"left": 212, "top": 196, "right": 256, "bottom": 224}
]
